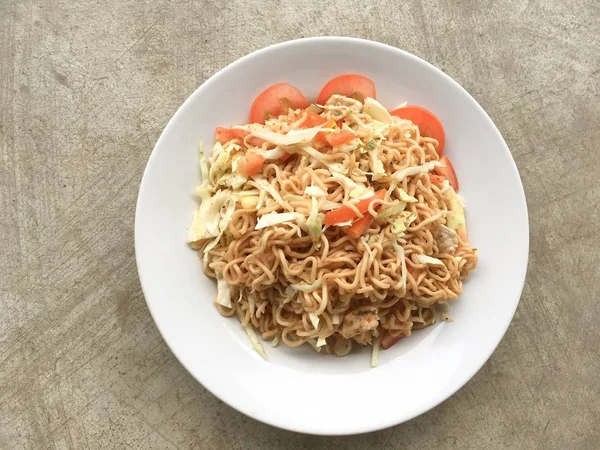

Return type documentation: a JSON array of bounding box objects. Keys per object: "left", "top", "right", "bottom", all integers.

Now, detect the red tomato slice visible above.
[
  {"left": 434, "top": 155, "right": 459, "bottom": 191},
  {"left": 316, "top": 74, "right": 376, "bottom": 105},
  {"left": 249, "top": 83, "right": 309, "bottom": 124},
  {"left": 390, "top": 106, "right": 446, "bottom": 155}
]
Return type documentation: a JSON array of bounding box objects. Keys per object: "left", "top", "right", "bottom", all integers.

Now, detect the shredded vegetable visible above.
[{"left": 187, "top": 83, "right": 477, "bottom": 364}]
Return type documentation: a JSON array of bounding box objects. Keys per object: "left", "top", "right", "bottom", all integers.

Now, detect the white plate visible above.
[{"left": 135, "top": 37, "right": 529, "bottom": 435}]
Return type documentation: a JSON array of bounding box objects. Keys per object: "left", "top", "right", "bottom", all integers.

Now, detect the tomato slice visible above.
[
  {"left": 434, "top": 155, "right": 459, "bottom": 191},
  {"left": 249, "top": 83, "right": 309, "bottom": 124},
  {"left": 316, "top": 74, "right": 376, "bottom": 105},
  {"left": 390, "top": 106, "right": 446, "bottom": 155}
]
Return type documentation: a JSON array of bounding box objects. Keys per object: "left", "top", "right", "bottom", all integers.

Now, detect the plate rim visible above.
[{"left": 134, "top": 36, "right": 530, "bottom": 435}]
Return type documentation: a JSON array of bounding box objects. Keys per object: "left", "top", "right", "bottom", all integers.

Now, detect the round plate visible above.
[{"left": 135, "top": 37, "right": 529, "bottom": 435}]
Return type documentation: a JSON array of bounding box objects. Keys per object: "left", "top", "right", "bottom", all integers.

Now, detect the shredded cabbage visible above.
[
  {"left": 255, "top": 212, "right": 303, "bottom": 230},
  {"left": 364, "top": 97, "right": 393, "bottom": 124},
  {"left": 256, "top": 189, "right": 267, "bottom": 209},
  {"left": 440, "top": 302, "right": 454, "bottom": 323},
  {"left": 188, "top": 189, "right": 233, "bottom": 242},
  {"left": 199, "top": 141, "right": 210, "bottom": 182},
  {"left": 355, "top": 188, "right": 376, "bottom": 200},
  {"left": 336, "top": 220, "right": 354, "bottom": 227},
  {"left": 202, "top": 230, "right": 223, "bottom": 255},
  {"left": 441, "top": 179, "right": 450, "bottom": 193},
  {"left": 368, "top": 150, "right": 386, "bottom": 180},
  {"left": 415, "top": 255, "right": 446, "bottom": 267},
  {"left": 301, "top": 145, "right": 348, "bottom": 174},
  {"left": 216, "top": 276, "right": 232, "bottom": 308},
  {"left": 445, "top": 187, "right": 466, "bottom": 233},
  {"left": 307, "top": 339, "right": 322, "bottom": 352},
  {"left": 262, "top": 146, "right": 287, "bottom": 160},
  {"left": 377, "top": 201, "right": 407, "bottom": 220},
  {"left": 210, "top": 141, "right": 235, "bottom": 180},
  {"left": 391, "top": 219, "right": 407, "bottom": 235},
  {"left": 393, "top": 161, "right": 439, "bottom": 182},
  {"left": 304, "top": 185, "right": 327, "bottom": 197},
  {"left": 319, "top": 199, "right": 343, "bottom": 211},
  {"left": 236, "top": 304, "right": 267, "bottom": 359},
  {"left": 309, "top": 312, "right": 320, "bottom": 330},
  {"left": 391, "top": 211, "right": 418, "bottom": 235},
  {"left": 248, "top": 124, "right": 323, "bottom": 146},
  {"left": 290, "top": 279, "right": 322, "bottom": 292},
  {"left": 371, "top": 335, "right": 380, "bottom": 368},
  {"left": 332, "top": 314, "right": 340, "bottom": 325},
  {"left": 217, "top": 173, "right": 247, "bottom": 189},
  {"left": 330, "top": 172, "right": 370, "bottom": 198},
  {"left": 316, "top": 336, "right": 327, "bottom": 347},
  {"left": 219, "top": 194, "right": 238, "bottom": 233},
  {"left": 306, "top": 196, "right": 323, "bottom": 245},
  {"left": 253, "top": 177, "right": 287, "bottom": 207},
  {"left": 397, "top": 188, "right": 418, "bottom": 203},
  {"left": 240, "top": 195, "right": 259, "bottom": 209}
]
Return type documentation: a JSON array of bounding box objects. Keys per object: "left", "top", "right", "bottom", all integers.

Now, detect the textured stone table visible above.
[{"left": 1, "top": 1, "right": 599, "bottom": 448}]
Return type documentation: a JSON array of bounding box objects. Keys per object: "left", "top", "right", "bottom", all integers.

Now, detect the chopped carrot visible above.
[
  {"left": 323, "top": 119, "right": 336, "bottom": 129},
  {"left": 238, "top": 152, "right": 265, "bottom": 176},
  {"left": 326, "top": 130, "right": 355, "bottom": 147},
  {"left": 344, "top": 214, "right": 374, "bottom": 239},
  {"left": 313, "top": 131, "right": 329, "bottom": 148},
  {"left": 324, "top": 189, "right": 387, "bottom": 225},
  {"left": 303, "top": 111, "right": 328, "bottom": 128}
]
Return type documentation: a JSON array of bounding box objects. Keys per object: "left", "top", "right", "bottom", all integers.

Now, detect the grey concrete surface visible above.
[{"left": 1, "top": 0, "right": 599, "bottom": 448}]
